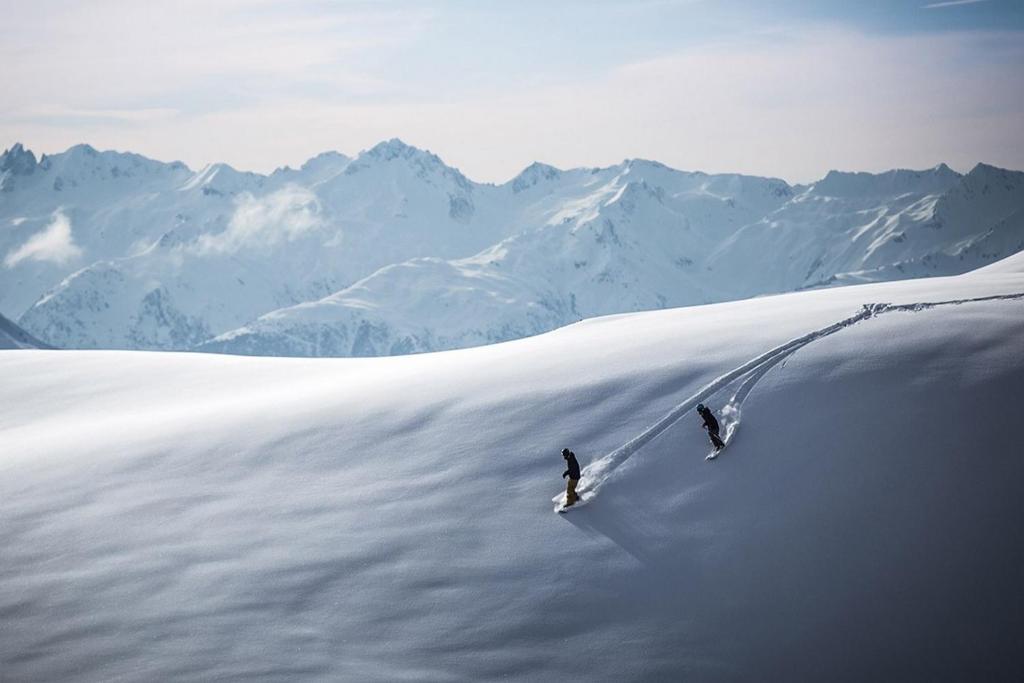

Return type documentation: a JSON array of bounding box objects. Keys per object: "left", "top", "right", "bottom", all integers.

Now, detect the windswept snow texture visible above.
[
  {"left": 0, "top": 311, "right": 50, "bottom": 349},
  {"left": 3, "top": 141, "right": 1024, "bottom": 355},
  {"left": 2, "top": 265, "right": 1024, "bottom": 681},
  {"left": 559, "top": 291, "right": 1024, "bottom": 507}
]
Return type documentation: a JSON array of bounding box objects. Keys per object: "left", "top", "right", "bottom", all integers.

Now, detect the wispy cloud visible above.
[
  {"left": 197, "top": 186, "right": 323, "bottom": 254},
  {"left": 0, "top": 0, "right": 430, "bottom": 112},
  {"left": 4, "top": 210, "right": 82, "bottom": 268},
  {"left": 5, "top": 106, "right": 180, "bottom": 127},
  {"left": 922, "top": 0, "right": 988, "bottom": 9},
  {"left": 2, "top": 3, "right": 1022, "bottom": 183}
]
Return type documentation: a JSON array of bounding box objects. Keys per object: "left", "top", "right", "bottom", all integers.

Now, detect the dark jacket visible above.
[
  {"left": 699, "top": 408, "right": 720, "bottom": 434},
  {"left": 562, "top": 452, "right": 581, "bottom": 480}
]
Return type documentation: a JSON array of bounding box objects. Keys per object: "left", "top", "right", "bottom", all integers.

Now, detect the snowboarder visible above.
[
  {"left": 697, "top": 403, "right": 725, "bottom": 452},
  {"left": 561, "top": 448, "right": 581, "bottom": 508}
]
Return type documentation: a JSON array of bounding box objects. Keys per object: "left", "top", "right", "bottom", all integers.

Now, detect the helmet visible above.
[
  {"left": 696, "top": 404, "right": 706, "bottom": 413},
  {"left": 561, "top": 448, "right": 571, "bottom": 456}
]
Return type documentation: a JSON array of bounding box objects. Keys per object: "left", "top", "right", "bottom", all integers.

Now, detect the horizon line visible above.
[{"left": 1, "top": 138, "right": 1011, "bottom": 188}]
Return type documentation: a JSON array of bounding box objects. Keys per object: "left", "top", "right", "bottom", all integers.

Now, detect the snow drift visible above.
[{"left": 2, "top": 259, "right": 1023, "bottom": 680}]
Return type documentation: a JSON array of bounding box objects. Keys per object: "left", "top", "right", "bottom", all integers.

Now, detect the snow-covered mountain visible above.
[
  {"left": 203, "top": 161, "right": 1024, "bottom": 357},
  {"left": 3, "top": 259, "right": 1022, "bottom": 680},
  {"left": 3, "top": 140, "right": 519, "bottom": 350},
  {"left": 4, "top": 141, "right": 1023, "bottom": 355},
  {"left": 0, "top": 310, "right": 50, "bottom": 349}
]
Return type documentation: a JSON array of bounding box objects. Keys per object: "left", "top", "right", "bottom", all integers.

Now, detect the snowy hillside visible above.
[
  {"left": 2, "top": 260, "right": 1022, "bottom": 680},
  {"left": 4, "top": 141, "right": 1024, "bottom": 355},
  {"left": 0, "top": 311, "right": 49, "bottom": 349}
]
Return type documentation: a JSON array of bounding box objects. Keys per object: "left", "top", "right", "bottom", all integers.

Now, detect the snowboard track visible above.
[{"left": 555, "top": 292, "right": 1024, "bottom": 508}]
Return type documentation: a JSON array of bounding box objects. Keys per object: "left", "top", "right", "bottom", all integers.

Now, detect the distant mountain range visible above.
[{"left": 2, "top": 139, "right": 1022, "bottom": 356}]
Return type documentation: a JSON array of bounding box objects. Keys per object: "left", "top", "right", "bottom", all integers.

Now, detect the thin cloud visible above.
[
  {"left": 197, "top": 186, "right": 323, "bottom": 254},
  {"left": 5, "top": 106, "right": 180, "bottom": 127},
  {"left": 922, "top": 0, "right": 988, "bottom": 9},
  {"left": 4, "top": 210, "right": 82, "bottom": 268},
  {"left": 2, "top": 6, "right": 1022, "bottom": 185},
  {"left": 0, "top": 1, "right": 430, "bottom": 112},
  {"left": 9, "top": 25, "right": 1021, "bottom": 185}
]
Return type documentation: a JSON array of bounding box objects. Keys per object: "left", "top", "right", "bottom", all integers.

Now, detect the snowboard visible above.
[
  {"left": 704, "top": 438, "right": 729, "bottom": 458},
  {"left": 705, "top": 424, "right": 735, "bottom": 460},
  {"left": 554, "top": 492, "right": 589, "bottom": 513}
]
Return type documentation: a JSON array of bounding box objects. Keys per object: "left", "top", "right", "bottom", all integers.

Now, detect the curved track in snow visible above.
[{"left": 556, "top": 292, "right": 1024, "bottom": 508}]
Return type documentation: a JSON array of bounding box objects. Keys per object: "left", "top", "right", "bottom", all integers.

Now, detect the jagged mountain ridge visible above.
[
  {"left": 3, "top": 140, "right": 1023, "bottom": 355},
  {"left": 3, "top": 139, "right": 516, "bottom": 349}
]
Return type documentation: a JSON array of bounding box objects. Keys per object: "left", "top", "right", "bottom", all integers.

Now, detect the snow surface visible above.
[
  {"left": 3, "top": 261, "right": 1023, "bottom": 680},
  {"left": 3, "top": 141, "right": 1023, "bottom": 355}
]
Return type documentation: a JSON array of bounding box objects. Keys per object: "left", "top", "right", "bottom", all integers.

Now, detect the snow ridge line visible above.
[{"left": 567, "top": 291, "right": 1024, "bottom": 502}]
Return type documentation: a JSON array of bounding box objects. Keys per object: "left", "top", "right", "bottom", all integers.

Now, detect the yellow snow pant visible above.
[{"left": 566, "top": 478, "right": 580, "bottom": 506}]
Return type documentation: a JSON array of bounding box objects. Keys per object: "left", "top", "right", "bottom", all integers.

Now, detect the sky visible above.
[{"left": 2, "top": 0, "right": 1023, "bottom": 183}]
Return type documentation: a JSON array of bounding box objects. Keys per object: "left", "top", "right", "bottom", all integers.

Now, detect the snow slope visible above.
[
  {"left": 2, "top": 261, "right": 1023, "bottom": 681},
  {"left": 5, "top": 141, "right": 1024, "bottom": 355}
]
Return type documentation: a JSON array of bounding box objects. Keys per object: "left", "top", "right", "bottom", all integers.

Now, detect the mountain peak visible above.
[
  {"left": 271, "top": 151, "right": 352, "bottom": 183},
  {"left": 960, "top": 163, "right": 1024, "bottom": 193},
  {"left": 967, "top": 162, "right": 1011, "bottom": 178},
  {"left": 354, "top": 138, "right": 449, "bottom": 171},
  {"left": 622, "top": 158, "right": 671, "bottom": 172},
  {"left": 1, "top": 142, "right": 38, "bottom": 176},
  {"left": 66, "top": 143, "right": 100, "bottom": 158},
  {"left": 523, "top": 161, "right": 561, "bottom": 174},
  {"left": 814, "top": 165, "right": 962, "bottom": 197},
  {"left": 365, "top": 138, "right": 430, "bottom": 162},
  {"left": 510, "top": 162, "right": 563, "bottom": 193},
  {"left": 180, "top": 162, "right": 262, "bottom": 194},
  {"left": 349, "top": 139, "right": 471, "bottom": 190},
  {"left": 300, "top": 150, "right": 349, "bottom": 171}
]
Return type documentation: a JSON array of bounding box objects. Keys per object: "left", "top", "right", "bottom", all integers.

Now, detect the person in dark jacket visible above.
[
  {"left": 561, "top": 448, "right": 582, "bottom": 507},
  {"left": 697, "top": 404, "right": 725, "bottom": 451}
]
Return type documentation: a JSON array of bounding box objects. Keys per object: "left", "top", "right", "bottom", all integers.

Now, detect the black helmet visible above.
[
  {"left": 561, "top": 448, "right": 571, "bottom": 456},
  {"left": 696, "top": 403, "right": 706, "bottom": 413}
]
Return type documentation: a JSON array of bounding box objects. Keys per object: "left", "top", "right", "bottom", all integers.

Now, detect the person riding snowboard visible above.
[
  {"left": 697, "top": 404, "right": 725, "bottom": 451},
  {"left": 561, "top": 448, "right": 582, "bottom": 507}
]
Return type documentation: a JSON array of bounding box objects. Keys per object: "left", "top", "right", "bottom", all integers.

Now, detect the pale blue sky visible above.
[{"left": 2, "top": 0, "right": 1022, "bottom": 182}]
